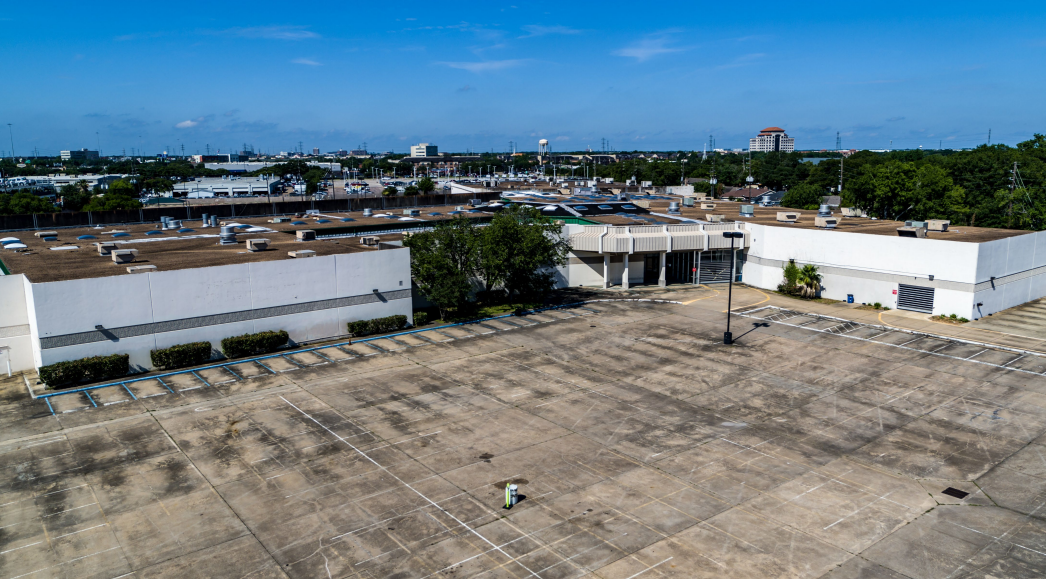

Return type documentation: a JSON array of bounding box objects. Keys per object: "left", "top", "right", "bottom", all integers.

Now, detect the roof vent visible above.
[
  {"left": 841, "top": 207, "right": 862, "bottom": 217},
  {"left": 287, "top": 250, "right": 316, "bottom": 258},
  {"left": 34, "top": 231, "right": 58, "bottom": 238},
  {"left": 296, "top": 230, "right": 316, "bottom": 242},
  {"left": 668, "top": 201, "right": 680, "bottom": 214},
  {"left": 897, "top": 226, "right": 927, "bottom": 238},
  {"left": 817, "top": 204, "right": 832, "bottom": 217},
  {"left": 219, "top": 226, "right": 237, "bottom": 245},
  {"left": 928, "top": 219, "right": 950, "bottom": 232},
  {"left": 360, "top": 236, "right": 380, "bottom": 246},
  {"left": 246, "top": 238, "right": 269, "bottom": 252},
  {"left": 706, "top": 214, "right": 724, "bottom": 222},
  {"left": 362, "top": 208, "right": 373, "bottom": 217},
  {"left": 126, "top": 265, "right": 156, "bottom": 274},
  {"left": 270, "top": 216, "right": 291, "bottom": 223},
  {"left": 777, "top": 212, "right": 801, "bottom": 223},
  {"left": 814, "top": 216, "right": 839, "bottom": 229},
  {"left": 95, "top": 242, "right": 117, "bottom": 255},
  {"left": 111, "top": 249, "right": 139, "bottom": 263},
  {"left": 701, "top": 202, "right": 716, "bottom": 210}
]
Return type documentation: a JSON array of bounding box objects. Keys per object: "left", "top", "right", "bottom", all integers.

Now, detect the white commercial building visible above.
[
  {"left": 0, "top": 249, "right": 412, "bottom": 374},
  {"left": 560, "top": 219, "right": 1046, "bottom": 320},
  {"left": 411, "top": 143, "right": 438, "bottom": 158},
  {"left": 173, "top": 176, "right": 282, "bottom": 197},
  {"left": 749, "top": 127, "right": 795, "bottom": 153}
]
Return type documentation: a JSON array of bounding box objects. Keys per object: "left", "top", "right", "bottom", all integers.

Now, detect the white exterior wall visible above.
[
  {"left": 12, "top": 248, "right": 411, "bottom": 373},
  {"left": 0, "top": 275, "right": 35, "bottom": 372},
  {"left": 743, "top": 224, "right": 1046, "bottom": 319}
]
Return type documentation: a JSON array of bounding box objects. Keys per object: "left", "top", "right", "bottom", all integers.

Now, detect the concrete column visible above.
[
  {"left": 602, "top": 254, "right": 610, "bottom": 289},
  {"left": 622, "top": 253, "right": 630, "bottom": 290},
  {"left": 659, "top": 252, "right": 667, "bottom": 287}
]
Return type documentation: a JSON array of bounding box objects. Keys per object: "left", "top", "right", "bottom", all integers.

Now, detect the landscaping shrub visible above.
[
  {"left": 346, "top": 315, "right": 409, "bottom": 337},
  {"left": 39, "top": 354, "right": 130, "bottom": 389},
  {"left": 150, "top": 341, "right": 213, "bottom": 370},
  {"left": 413, "top": 312, "right": 428, "bottom": 327},
  {"left": 221, "top": 330, "right": 289, "bottom": 359}
]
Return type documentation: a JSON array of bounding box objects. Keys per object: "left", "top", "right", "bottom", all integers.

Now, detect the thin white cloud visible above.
[
  {"left": 175, "top": 117, "right": 205, "bottom": 129},
  {"left": 221, "top": 26, "right": 319, "bottom": 40},
  {"left": 437, "top": 59, "right": 528, "bottom": 73},
  {"left": 715, "top": 53, "right": 765, "bottom": 69},
  {"left": 519, "top": 25, "right": 581, "bottom": 38},
  {"left": 612, "top": 37, "right": 682, "bottom": 62},
  {"left": 292, "top": 58, "right": 322, "bottom": 66}
]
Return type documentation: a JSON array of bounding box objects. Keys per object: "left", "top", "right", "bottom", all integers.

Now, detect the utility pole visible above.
[
  {"left": 1008, "top": 161, "right": 1018, "bottom": 229},
  {"left": 836, "top": 132, "right": 841, "bottom": 151},
  {"left": 7, "top": 124, "right": 13, "bottom": 159},
  {"left": 988, "top": 129, "right": 991, "bottom": 146},
  {"left": 839, "top": 155, "right": 844, "bottom": 194}
]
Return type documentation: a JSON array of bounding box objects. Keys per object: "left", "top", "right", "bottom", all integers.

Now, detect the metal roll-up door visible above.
[{"left": 897, "top": 284, "right": 935, "bottom": 313}]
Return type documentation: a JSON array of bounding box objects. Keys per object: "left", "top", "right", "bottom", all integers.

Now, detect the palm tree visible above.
[{"left": 796, "top": 264, "right": 822, "bottom": 298}]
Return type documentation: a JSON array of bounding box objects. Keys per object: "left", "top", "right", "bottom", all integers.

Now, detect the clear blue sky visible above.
[{"left": 3, "top": 1, "right": 1044, "bottom": 156}]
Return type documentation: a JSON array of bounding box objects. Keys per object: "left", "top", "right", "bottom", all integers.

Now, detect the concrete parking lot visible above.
[{"left": 3, "top": 294, "right": 1046, "bottom": 578}]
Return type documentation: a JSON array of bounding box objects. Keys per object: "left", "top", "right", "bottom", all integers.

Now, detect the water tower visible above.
[{"left": 538, "top": 139, "right": 549, "bottom": 162}]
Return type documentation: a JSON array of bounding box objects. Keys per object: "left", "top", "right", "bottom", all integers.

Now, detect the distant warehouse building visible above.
[
  {"left": 173, "top": 177, "right": 282, "bottom": 198},
  {"left": 60, "top": 149, "right": 99, "bottom": 161}
]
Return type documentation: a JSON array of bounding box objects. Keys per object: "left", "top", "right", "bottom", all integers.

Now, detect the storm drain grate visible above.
[{"left": 942, "top": 487, "right": 970, "bottom": 499}]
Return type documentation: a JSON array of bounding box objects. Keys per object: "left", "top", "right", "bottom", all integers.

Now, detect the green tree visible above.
[
  {"left": 781, "top": 183, "right": 824, "bottom": 210},
  {"left": 402, "top": 217, "right": 479, "bottom": 319},
  {"left": 82, "top": 180, "right": 142, "bottom": 211},
  {"left": 59, "top": 181, "right": 93, "bottom": 211},
  {"left": 417, "top": 177, "right": 436, "bottom": 193},
  {"left": 382, "top": 186, "right": 398, "bottom": 196},
  {"left": 796, "top": 264, "right": 822, "bottom": 298},
  {"left": 0, "top": 191, "right": 57, "bottom": 215},
  {"left": 404, "top": 185, "right": 420, "bottom": 196},
  {"left": 477, "top": 205, "right": 570, "bottom": 302}
]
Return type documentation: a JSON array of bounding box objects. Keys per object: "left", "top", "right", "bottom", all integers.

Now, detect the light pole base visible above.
[{"left": 723, "top": 331, "right": 733, "bottom": 345}]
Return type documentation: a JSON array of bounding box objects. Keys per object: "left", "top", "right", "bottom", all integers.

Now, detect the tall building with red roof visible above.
[{"left": 749, "top": 127, "right": 795, "bottom": 153}]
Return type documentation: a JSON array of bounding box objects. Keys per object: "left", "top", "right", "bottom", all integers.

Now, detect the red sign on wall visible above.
[{"left": 892, "top": 289, "right": 898, "bottom": 295}]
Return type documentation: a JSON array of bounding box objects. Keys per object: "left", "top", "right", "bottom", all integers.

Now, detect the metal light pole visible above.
[{"left": 722, "top": 231, "right": 745, "bottom": 344}]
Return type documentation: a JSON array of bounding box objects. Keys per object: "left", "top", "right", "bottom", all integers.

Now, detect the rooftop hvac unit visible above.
[
  {"left": 96, "top": 242, "right": 117, "bottom": 256},
  {"left": 897, "top": 226, "right": 927, "bottom": 238},
  {"left": 34, "top": 231, "right": 58, "bottom": 238},
  {"left": 270, "top": 217, "right": 291, "bottom": 223},
  {"left": 246, "top": 238, "right": 269, "bottom": 252},
  {"left": 701, "top": 202, "right": 716, "bottom": 210},
  {"left": 841, "top": 207, "right": 862, "bottom": 217},
  {"left": 682, "top": 196, "right": 696, "bottom": 207},
  {"left": 777, "top": 212, "right": 801, "bottom": 223},
  {"left": 706, "top": 214, "right": 725, "bottom": 222},
  {"left": 287, "top": 250, "right": 316, "bottom": 258},
  {"left": 814, "top": 216, "right": 839, "bottom": 229},
  {"left": 633, "top": 200, "right": 651, "bottom": 208},
  {"left": 360, "top": 236, "right": 380, "bottom": 246},
  {"left": 111, "top": 249, "right": 139, "bottom": 263},
  {"left": 296, "top": 230, "right": 316, "bottom": 242},
  {"left": 739, "top": 205, "right": 754, "bottom": 217},
  {"left": 403, "top": 209, "right": 420, "bottom": 216},
  {"left": 907, "top": 220, "right": 927, "bottom": 229},
  {"left": 928, "top": 219, "right": 950, "bottom": 232},
  {"left": 126, "top": 265, "right": 157, "bottom": 274}
]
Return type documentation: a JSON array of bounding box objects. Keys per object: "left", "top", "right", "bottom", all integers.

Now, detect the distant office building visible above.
[
  {"left": 312, "top": 148, "right": 320, "bottom": 155},
  {"left": 749, "top": 127, "right": 795, "bottom": 153},
  {"left": 349, "top": 149, "right": 368, "bottom": 157},
  {"left": 60, "top": 149, "right": 99, "bottom": 162},
  {"left": 411, "top": 143, "right": 438, "bottom": 157}
]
